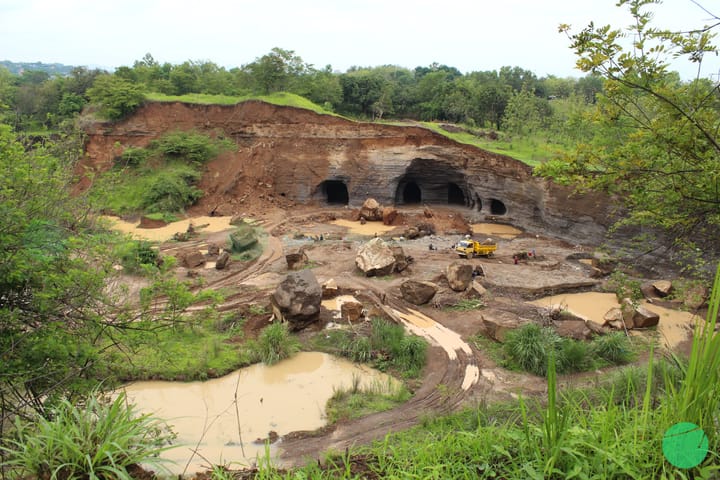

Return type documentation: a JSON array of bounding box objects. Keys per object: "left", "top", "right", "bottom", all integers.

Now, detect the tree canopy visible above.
[{"left": 537, "top": 0, "right": 720, "bottom": 265}]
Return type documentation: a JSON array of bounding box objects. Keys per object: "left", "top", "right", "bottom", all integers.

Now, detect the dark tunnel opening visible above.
[
  {"left": 321, "top": 180, "right": 349, "bottom": 204},
  {"left": 448, "top": 183, "right": 465, "bottom": 205},
  {"left": 490, "top": 198, "right": 507, "bottom": 215},
  {"left": 403, "top": 182, "right": 422, "bottom": 204}
]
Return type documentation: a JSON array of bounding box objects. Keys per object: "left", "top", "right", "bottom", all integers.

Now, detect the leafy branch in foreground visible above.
[
  {"left": 541, "top": 0, "right": 720, "bottom": 265},
  {"left": 1, "top": 393, "right": 174, "bottom": 480}
]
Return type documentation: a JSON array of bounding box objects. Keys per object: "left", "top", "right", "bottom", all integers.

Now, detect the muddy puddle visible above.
[
  {"left": 119, "top": 352, "right": 397, "bottom": 475},
  {"left": 532, "top": 292, "right": 698, "bottom": 349},
  {"left": 471, "top": 223, "right": 522, "bottom": 239},
  {"left": 330, "top": 219, "right": 397, "bottom": 236},
  {"left": 101, "top": 215, "right": 235, "bottom": 242}
]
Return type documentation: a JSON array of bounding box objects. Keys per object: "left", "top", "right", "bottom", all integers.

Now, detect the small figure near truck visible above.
[{"left": 455, "top": 238, "right": 497, "bottom": 258}]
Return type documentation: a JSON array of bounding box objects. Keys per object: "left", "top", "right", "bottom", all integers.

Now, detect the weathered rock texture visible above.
[
  {"left": 81, "top": 101, "right": 617, "bottom": 245},
  {"left": 270, "top": 270, "right": 322, "bottom": 331}
]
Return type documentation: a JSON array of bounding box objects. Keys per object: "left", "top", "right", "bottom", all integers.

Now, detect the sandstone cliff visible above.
[{"left": 81, "top": 100, "right": 616, "bottom": 244}]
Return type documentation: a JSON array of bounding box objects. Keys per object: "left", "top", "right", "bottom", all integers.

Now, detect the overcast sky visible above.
[{"left": 1, "top": 0, "right": 718, "bottom": 79}]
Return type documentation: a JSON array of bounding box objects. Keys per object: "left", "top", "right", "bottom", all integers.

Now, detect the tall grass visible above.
[
  {"left": 250, "top": 322, "right": 300, "bottom": 365},
  {"left": 1, "top": 393, "right": 173, "bottom": 480},
  {"left": 250, "top": 264, "right": 720, "bottom": 478}
]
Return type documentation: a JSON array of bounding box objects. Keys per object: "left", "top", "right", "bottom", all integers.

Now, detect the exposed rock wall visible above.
[{"left": 81, "top": 100, "right": 617, "bottom": 245}]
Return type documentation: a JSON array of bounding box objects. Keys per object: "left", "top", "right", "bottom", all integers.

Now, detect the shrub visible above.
[
  {"left": 591, "top": 332, "right": 633, "bottom": 364},
  {"left": 503, "top": 323, "right": 565, "bottom": 376},
  {"left": 252, "top": 322, "right": 300, "bottom": 365},
  {"left": 87, "top": 75, "right": 146, "bottom": 120},
  {"left": 149, "top": 130, "right": 222, "bottom": 164},
  {"left": 0, "top": 393, "right": 173, "bottom": 480},
  {"left": 117, "top": 147, "right": 149, "bottom": 167},
  {"left": 116, "top": 240, "right": 159, "bottom": 273},
  {"left": 141, "top": 168, "right": 203, "bottom": 213}
]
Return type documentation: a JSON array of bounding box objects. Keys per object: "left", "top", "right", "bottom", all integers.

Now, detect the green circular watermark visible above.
[{"left": 662, "top": 422, "right": 709, "bottom": 469}]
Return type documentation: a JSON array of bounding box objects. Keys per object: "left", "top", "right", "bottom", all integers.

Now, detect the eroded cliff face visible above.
[{"left": 81, "top": 101, "right": 615, "bottom": 244}]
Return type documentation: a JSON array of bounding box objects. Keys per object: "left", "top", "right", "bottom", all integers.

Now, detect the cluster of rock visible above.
[
  {"left": 180, "top": 242, "right": 231, "bottom": 271},
  {"left": 399, "top": 262, "right": 486, "bottom": 306},
  {"left": 356, "top": 198, "right": 398, "bottom": 225}
]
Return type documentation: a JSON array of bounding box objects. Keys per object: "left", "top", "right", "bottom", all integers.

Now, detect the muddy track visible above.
[
  {"left": 154, "top": 210, "right": 481, "bottom": 465},
  {"left": 278, "top": 295, "right": 479, "bottom": 466}
]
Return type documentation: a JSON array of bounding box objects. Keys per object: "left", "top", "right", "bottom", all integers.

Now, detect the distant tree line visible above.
[{"left": 0, "top": 48, "right": 604, "bottom": 132}]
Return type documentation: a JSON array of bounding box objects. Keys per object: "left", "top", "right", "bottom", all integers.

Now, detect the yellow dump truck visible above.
[{"left": 455, "top": 239, "right": 497, "bottom": 258}]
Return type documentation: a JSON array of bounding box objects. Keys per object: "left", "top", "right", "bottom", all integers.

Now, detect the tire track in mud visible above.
[
  {"left": 153, "top": 211, "right": 481, "bottom": 465},
  {"left": 277, "top": 296, "right": 479, "bottom": 467}
]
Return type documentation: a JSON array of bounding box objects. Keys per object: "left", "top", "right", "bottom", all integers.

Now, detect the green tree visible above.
[
  {"left": 542, "top": 0, "right": 720, "bottom": 262},
  {"left": 245, "top": 47, "right": 310, "bottom": 94},
  {"left": 87, "top": 74, "right": 146, "bottom": 120}
]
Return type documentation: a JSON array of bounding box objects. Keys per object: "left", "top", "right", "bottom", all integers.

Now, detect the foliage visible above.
[
  {"left": 92, "top": 129, "right": 232, "bottom": 216},
  {"left": 102, "top": 314, "right": 250, "bottom": 382},
  {"left": 543, "top": 0, "right": 720, "bottom": 262},
  {"left": 312, "top": 318, "right": 427, "bottom": 378},
  {"left": 503, "top": 323, "right": 565, "bottom": 376},
  {"left": 115, "top": 239, "right": 159, "bottom": 273},
  {"left": 249, "top": 322, "right": 301, "bottom": 365},
  {"left": 148, "top": 130, "right": 225, "bottom": 164},
  {"left": 444, "top": 298, "right": 485, "bottom": 311},
  {"left": 87, "top": 74, "right": 146, "bottom": 120},
  {"left": 503, "top": 323, "right": 633, "bottom": 376},
  {"left": 591, "top": 331, "right": 633, "bottom": 364},
  {"left": 1, "top": 393, "right": 173, "bottom": 480},
  {"left": 325, "top": 377, "right": 411, "bottom": 424},
  {"left": 607, "top": 270, "right": 643, "bottom": 304}
]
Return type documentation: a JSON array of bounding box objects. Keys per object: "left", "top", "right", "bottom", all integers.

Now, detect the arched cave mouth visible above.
[
  {"left": 448, "top": 182, "right": 465, "bottom": 205},
  {"left": 490, "top": 198, "right": 507, "bottom": 215},
  {"left": 318, "top": 180, "right": 349, "bottom": 205},
  {"left": 403, "top": 182, "right": 422, "bottom": 204},
  {"left": 394, "top": 159, "right": 473, "bottom": 207}
]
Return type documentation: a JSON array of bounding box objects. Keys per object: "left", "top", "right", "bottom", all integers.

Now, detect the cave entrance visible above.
[
  {"left": 403, "top": 182, "right": 422, "bottom": 204},
  {"left": 320, "top": 180, "right": 349, "bottom": 205},
  {"left": 448, "top": 183, "right": 465, "bottom": 205},
  {"left": 490, "top": 198, "right": 507, "bottom": 215}
]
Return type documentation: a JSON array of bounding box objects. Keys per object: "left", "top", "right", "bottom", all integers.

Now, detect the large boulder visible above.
[
  {"left": 182, "top": 251, "right": 206, "bottom": 268},
  {"left": 229, "top": 222, "right": 259, "bottom": 253},
  {"left": 400, "top": 280, "right": 438, "bottom": 305},
  {"left": 360, "top": 198, "right": 383, "bottom": 221},
  {"left": 391, "top": 245, "right": 409, "bottom": 273},
  {"left": 482, "top": 313, "right": 531, "bottom": 342},
  {"left": 652, "top": 280, "right": 673, "bottom": 297},
  {"left": 382, "top": 207, "right": 398, "bottom": 225},
  {"left": 620, "top": 299, "right": 660, "bottom": 328},
  {"left": 356, "top": 237, "right": 396, "bottom": 277},
  {"left": 215, "top": 251, "right": 231, "bottom": 270},
  {"left": 603, "top": 299, "right": 660, "bottom": 329},
  {"left": 341, "top": 300, "right": 364, "bottom": 322},
  {"left": 270, "top": 270, "right": 322, "bottom": 331},
  {"left": 285, "top": 249, "right": 309, "bottom": 270},
  {"left": 446, "top": 262, "right": 473, "bottom": 291}
]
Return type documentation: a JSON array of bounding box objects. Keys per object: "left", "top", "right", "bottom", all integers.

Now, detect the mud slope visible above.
[{"left": 81, "top": 100, "right": 615, "bottom": 245}]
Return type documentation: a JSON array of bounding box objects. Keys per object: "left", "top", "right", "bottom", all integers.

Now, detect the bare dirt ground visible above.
[{"left": 122, "top": 201, "right": 689, "bottom": 471}]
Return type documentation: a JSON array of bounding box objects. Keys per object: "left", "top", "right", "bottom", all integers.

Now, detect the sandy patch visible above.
[
  {"left": 330, "top": 219, "right": 396, "bottom": 236},
  {"left": 471, "top": 223, "right": 522, "bottom": 239},
  {"left": 101, "top": 215, "right": 235, "bottom": 242}
]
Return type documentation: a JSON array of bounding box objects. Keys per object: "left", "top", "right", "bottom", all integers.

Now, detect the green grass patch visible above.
[
  {"left": 311, "top": 318, "right": 427, "bottom": 379},
  {"left": 419, "top": 121, "right": 567, "bottom": 167},
  {"left": 247, "top": 322, "right": 301, "bottom": 365},
  {"left": 145, "top": 91, "right": 337, "bottom": 116},
  {"left": 325, "top": 375, "right": 411, "bottom": 424},
  {"left": 500, "top": 323, "right": 635, "bottom": 377},
  {"left": 102, "top": 314, "right": 250, "bottom": 382},
  {"left": 1, "top": 393, "right": 174, "bottom": 480},
  {"left": 444, "top": 298, "right": 485, "bottom": 311}
]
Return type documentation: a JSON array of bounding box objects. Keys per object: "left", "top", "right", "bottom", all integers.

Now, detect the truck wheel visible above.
[{"left": 468, "top": 252, "right": 474, "bottom": 259}]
